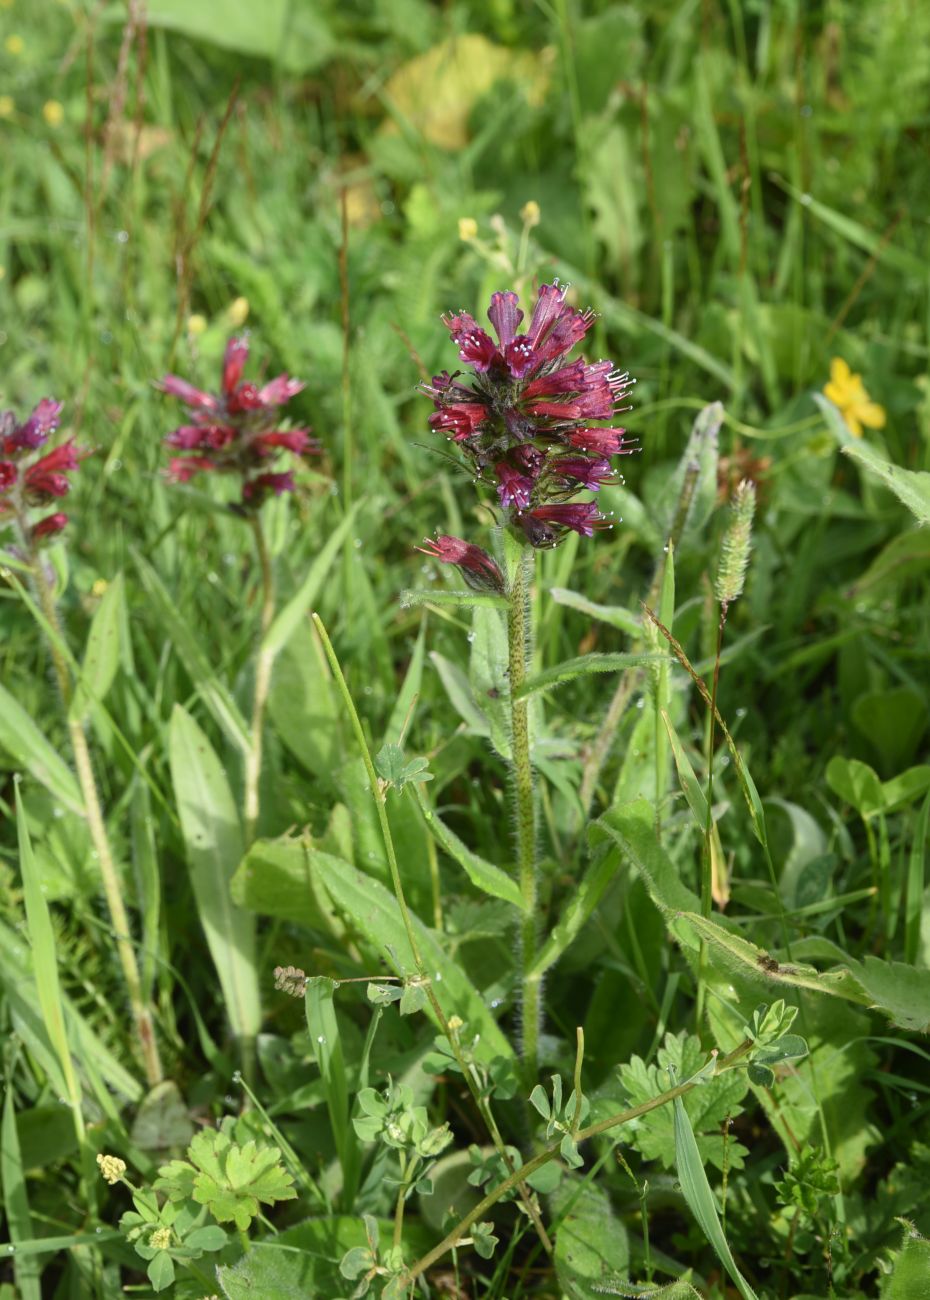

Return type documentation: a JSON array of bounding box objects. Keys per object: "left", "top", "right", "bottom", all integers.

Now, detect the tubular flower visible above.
[
  {"left": 416, "top": 534, "right": 505, "bottom": 594},
  {"left": 0, "top": 399, "right": 88, "bottom": 542},
  {"left": 159, "top": 334, "right": 317, "bottom": 505},
  {"left": 423, "top": 281, "right": 635, "bottom": 548}
]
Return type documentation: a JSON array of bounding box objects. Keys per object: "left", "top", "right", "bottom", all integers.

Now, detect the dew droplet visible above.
[{"left": 317, "top": 1035, "right": 326, "bottom": 1044}]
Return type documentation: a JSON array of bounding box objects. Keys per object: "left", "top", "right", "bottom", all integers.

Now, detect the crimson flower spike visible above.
[
  {"left": 422, "top": 280, "right": 637, "bottom": 549},
  {"left": 0, "top": 400, "right": 90, "bottom": 543},
  {"left": 159, "top": 334, "right": 317, "bottom": 507}
]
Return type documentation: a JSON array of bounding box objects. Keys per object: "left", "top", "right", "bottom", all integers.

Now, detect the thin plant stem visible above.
[
  {"left": 508, "top": 548, "right": 540, "bottom": 1083},
  {"left": 27, "top": 540, "right": 163, "bottom": 1088},
  {"left": 312, "top": 613, "right": 553, "bottom": 1257},
  {"left": 243, "top": 513, "right": 276, "bottom": 847},
  {"left": 401, "top": 1039, "right": 754, "bottom": 1288},
  {"left": 696, "top": 605, "right": 727, "bottom": 1030},
  {"left": 393, "top": 1153, "right": 409, "bottom": 1251}
]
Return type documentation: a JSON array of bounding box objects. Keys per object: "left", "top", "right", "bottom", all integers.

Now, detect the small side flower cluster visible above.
[
  {"left": 0, "top": 398, "right": 89, "bottom": 542},
  {"left": 160, "top": 336, "right": 317, "bottom": 506},
  {"left": 424, "top": 281, "right": 635, "bottom": 549}
]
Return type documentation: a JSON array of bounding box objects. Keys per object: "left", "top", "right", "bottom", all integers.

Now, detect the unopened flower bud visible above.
[
  {"left": 96, "top": 1153, "right": 127, "bottom": 1185},
  {"left": 458, "top": 217, "right": 478, "bottom": 242},
  {"left": 520, "top": 199, "right": 540, "bottom": 228}
]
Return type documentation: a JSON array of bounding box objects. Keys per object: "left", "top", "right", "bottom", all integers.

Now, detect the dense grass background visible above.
[{"left": 2, "top": 1, "right": 930, "bottom": 1296}]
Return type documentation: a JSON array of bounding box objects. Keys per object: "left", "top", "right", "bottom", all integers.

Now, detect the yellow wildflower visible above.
[
  {"left": 43, "top": 100, "right": 64, "bottom": 128},
  {"left": 823, "top": 358, "right": 886, "bottom": 438},
  {"left": 187, "top": 313, "right": 207, "bottom": 336},
  {"left": 520, "top": 199, "right": 541, "bottom": 228},
  {"left": 227, "top": 296, "right": 249, "bottom": 328},
  {"left": 458, "top": 217, "right": 478, "bottom": 242},
  {"left": 96, "top": 1153, "right": 127, "bottom": 1185},
  {"left": 0, "top": 95, "right": 13, "bottom": 118},
  {"left": 149, "top": 1227, "right": 172, "bottom": 1251},
  {"left": 4, "top": 34, "right": 24, "bottom": 55},
  {"left": 91, "top": 578, "right": 108, "bottom": 597}
]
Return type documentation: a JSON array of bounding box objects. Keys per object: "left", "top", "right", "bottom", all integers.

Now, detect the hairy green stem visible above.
[
  {"left": 312, "top": 613, "right": 553, "bottom": 1256},
  {"left": 243, "top": 514, "right": 276, "bottom": 847},
  {"left": 401, "top": 1038, "right": 754, "bottom": 1287},
  {"left": 28, "top": 543, "right": 163, "bottom": 1088},
  {"left": 508, "top": 549, "right": 540, "bottom": 1082}
]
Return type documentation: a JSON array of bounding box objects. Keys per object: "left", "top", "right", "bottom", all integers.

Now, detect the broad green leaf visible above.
[
  {"left": 516, "top": 653, "right": 662, "bottom": 699},
  {"left": 430, "top": 651, "right": 490, "bottom": 735},
  {"left": 169, "top": 705, "right": 260, "bottom": 1042},
  {"left": 130, "top": 1081, "right": 194, "bottom": 1152},
  {"left": 552, "top": 1178, "right": 629, "bottom": 1299},
  {"left": 230, "top": 836, "right": 340, "bottom": 929},
  {"left": 267, "top": 622, "right": 342, "bottom": 778},
  {"left": 0, "top": 683, "right": 82, "bottom": 814},
  {"left": 882, "top": 1229, "right": 930, "bottom": 1299},
  {"left": 469, "top": 604, "right": 510, "bottom": 759},
  {"left": 906, "top": 793, "right": 930, "bottom": 965},
  {"left": 411, "top": 784, "right": 525, "bottom": 911},
  {"left": 141, "top": 0, "right": 336, "bottom": 72},
  {"left": 673, "top": 1091, "right": 758, "bottom": 1300},
  {"left": 854, "top": 957, "right": 930, "bottom": 1034},
  {"left": 312, "top": 853, "right": 513, "bottom": 1066},
  {"left": 261, "top": 503, "right": 361, "bottom": 656},
  {"left": 851, "top": 687, "right": 928, "bottom": 774},
  {"left": 69, "top": 572, "right": 124, "bottom": 723},
  {"left": 595, "top": 799, "right": 702, "bottom": 919},
  {"left": 135, "top": 552, "right": 250, "bottom": 754},
  {"left": 826, "top": 755, "right": 884, "bottom": 818},
  {"left": 841, "top": 437, "right": 930, "bottom": 526}
]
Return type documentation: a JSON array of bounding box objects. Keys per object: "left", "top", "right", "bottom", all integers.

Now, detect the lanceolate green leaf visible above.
[
  {"left": 169, "top": 705, "right": 260, "bottom": 1043},
  {"left": 0, "top": 683, "right": 82, "bottom": 814},
  {"left": 530, "top": 848, "right": 622, "bottom": 979},
  {"left": 1, "top": 1087, "right": 42, "bottom": 1300},
  {"left": 312, "top": 852, "right": 513, "bottom": 1065},
  {"left": 516, "top": 653, "right": 662, "bottom": 699},
  {"left": 673, "top": 1091, "right": 759, "bottom": 1300},
  {"left": 411, "top": 784, "right": 525, "bottom": 911},
  {"left": 69, "top": 571, "right": 125, "bottom": 723}
]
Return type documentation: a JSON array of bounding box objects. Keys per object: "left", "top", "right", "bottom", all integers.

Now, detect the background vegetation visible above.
[{"left": 1, "top": 0, "right": 929, "bottom": 1296}]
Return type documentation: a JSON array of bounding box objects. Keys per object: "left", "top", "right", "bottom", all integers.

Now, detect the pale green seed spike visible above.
[{"left": 714, "top": 479, "right": 756, "bottom": 607}]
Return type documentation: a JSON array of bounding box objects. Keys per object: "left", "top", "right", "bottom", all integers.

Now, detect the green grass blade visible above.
[
  {"left": 168, "top": 704, "right": 260, "bottom": 1045},
  {"left": 399, "top": 589, "right": 509, "bottom": 611},
  {"left": 905, "top": 792, "right": 930, "bottom": 966},
  {"left": 1, "top": 1087, "right": 42, "bottom": 1300},
  {"left": 529, "top": 848, "right": 622, "bottom": 979},
  {"left": 383, "top": 620, "right": 425, "bottom": 745},
  {"left": 0, "top": 684, "right": 82, "bottom": 814},
  {"left": 549, "top": 587, "right": 641, "bottom": 637},
  {"left": 662, "top": 707, "right": 709, "bottom": 829},
  {"left": 672, "top": 1090, "right": 759, "bottom": 1300},
  {"left": 305, "top": 977, "right": 360, "bottom": 1208},
  {"left": 15, "top": 783, "right": 84, "bottom": 1138},
  {"left": 261, "top": 501, "right": 361, "bottom": 656},
  {"left": 134, "top": 551, "right": 251, "bottom": 754}
]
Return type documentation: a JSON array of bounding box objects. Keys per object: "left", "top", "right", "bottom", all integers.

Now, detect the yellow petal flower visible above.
[
  {"left": 829, "top": 356, "right": 851, "bottom": 386},
  {"left": 823, "top": 381, "right": 845, "bottom": 406},
  {"left": 857, "top": 401, "right": 886, "bottom": 430},
  {"left": 43, "top": 100, "right": 64, "bottom": 128},
  {"left": 845, "top": 414, "right": 863, "bottom": 438},
  {"left": 4, "top": 34, "right": 24, "bottom": 55},
  {"left": 458, "top": 217, "right": 478, "bottom": 242}
]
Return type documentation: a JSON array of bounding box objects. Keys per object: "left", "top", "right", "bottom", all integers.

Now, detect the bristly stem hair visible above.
[{"left": 507, "top": 544, "right": 541, "bottom": 1083}]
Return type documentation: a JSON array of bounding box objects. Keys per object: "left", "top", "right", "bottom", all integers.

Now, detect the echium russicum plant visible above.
[
  {"left": 1, "top": 396, "right": 164, "bottom": 1087},
  {"left": 419, "top": 281, "right": 636, "bottom": 1084},
  {"left": 159, "top": 333, "right": 316, "bottom": 507},
  {"left": 160, "top": 334, "right": 317, "bottom": 854},
  {"left": 0, "top": 398, "right": 89, "bottom": 541}
]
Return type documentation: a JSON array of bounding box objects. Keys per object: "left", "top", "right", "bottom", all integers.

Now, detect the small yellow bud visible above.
[
  {"left": 149, "top": 1227, "right": 172, "bottom": 1251},
  {"left": 0, "top": 95, "right": 14, "bottom": 119},
  {"left": 4, "top": 34, "right": 24, "bottom": 55},
  {"left": 227, "top": 296, "right": 249, "bottom": 328},
  {"left": 520, "top": 200, "right": 541, "bottom": 228},
  {"left": 0, "top": 267, "right": 5, "bottom": 280},
  {"left": 187, "top": 313, "right": 207, "bottom": 336},
  {"left": 448, "top": 1015, "right": 464, "bottom": 1032},
  {"left": 96, "top": 1153, "right": 127, "bottom": 1185},
  {"left": 91, "top": 578, "right": 108, "bottom": 597},
  {"left": 458, "top": 217, "right": 478, "bottom": 242},
  {"left": 43, "top": 100, "right": 64, "bottom": 128}
]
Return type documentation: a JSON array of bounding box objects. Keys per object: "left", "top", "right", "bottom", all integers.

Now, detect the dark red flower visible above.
[
  {"left": 1, "top": 398, "right": 63, "bottom": 454},
  {"left": 523, "top": 502, "right": 606, "bottom": 543},
  {"left": 159, "top": 334, "right": 316, "bottom": 506},
  {"left": 416, "top": 535, "right": 504, "bottom": 594},
  {"left": 0, "top": 399, "right": 84, "bottom": 541},
  {"left": 0, "top": 461, "right": 16, "bottom": 492},
  {"left": 424, "top": 281, "right": 635, "bottom": 548}
]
